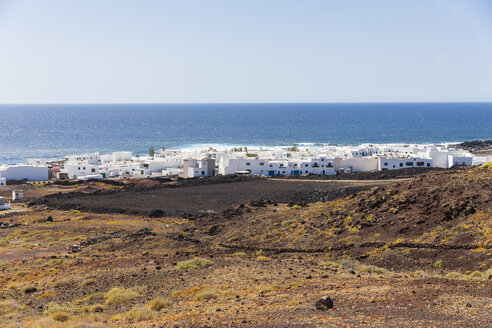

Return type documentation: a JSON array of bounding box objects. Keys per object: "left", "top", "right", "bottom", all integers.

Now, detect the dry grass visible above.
[
  {"left": 104, "top": 287, "right": 140, "bottom": 306},
  {"left": 113, "top": 306, "right": 155, "bottom": 323},
  {"left": 193, "top": 290, "right": 217, "bottom": 301},
  {"left": 176, "top": 257, "right": 214, "bottom": 269},
  {"left": 256, "top": 255, "right": 271, "bottom": 262},
  {"left": 147, "top": 297, "right": 172, "bottom": 311},
  {"left": 50, "top": 312, "right": 70, "bottom": 322}
]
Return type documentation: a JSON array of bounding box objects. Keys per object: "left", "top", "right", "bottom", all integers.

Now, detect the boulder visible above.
[{"left": 315, "top": 296, "right": 334, "bottom": 310}]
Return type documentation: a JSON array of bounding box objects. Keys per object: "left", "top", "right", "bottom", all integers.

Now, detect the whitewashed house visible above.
[
  {"left": 181, "top": 158, "right": 215, "bottom": 178},
  {"left": 378, "top": 157, "right": 433, "bottom": 170},
  {"left": 0, "top": 177, "right": 6, "bottom": 185},
  {"left": 0, "top": 165, "right": 49, "bottom": 181}
]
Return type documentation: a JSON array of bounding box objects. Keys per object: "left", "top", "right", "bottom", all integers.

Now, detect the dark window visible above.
[
  {"left": 399, "top": 163, "right": 403, "bottom": 167},
  {"left": 427, "top": 163, "right": 430, "bottom": 167},
  {"left": 406, "top": 162, "right": 413, "bottom": 166},
  {"left": 305, "top": 171, "right": 308, "bottom": 173},
  {"left": 260, "top": 162, "right": 264, "bottom": 166},
  {"left": 201, "top": 171, "right": 205, "bottom": 175},
  {"left": 246, "top": 162, "right": 250, "bottom": 166},
  {"left": 384, "top": 162, "right": 388, "bottom": 166},
  {"left": 416, "top": 162, "right": 424, "bottom": 166},
  {"left": 305, "top": 164, "right": 308, "bottom": 167},
  {"left": 91, "top": 168, "right": 95, "bottom": 172}
]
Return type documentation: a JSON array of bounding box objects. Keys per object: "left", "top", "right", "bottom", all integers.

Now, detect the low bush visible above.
[
  {"left": 176, "top": 257, "right": 213, "bottom": 270},
  {"left": 444, "top": 272, "right": 463, "bottom": 279},
  {"left": 193, "top": 290, "right": 217, "bottom": 301},
  {"left": 104, "top": 287, "right": 140, "bottom": 306},
  {"left": 115, "top": 306, "right": 155, "bottom": 322},
  {"left": 256, "top": 255, "right": 271, "bottom": 262},
  {"left": 433, "top": 260, "right": 443, "bottom": 269},
  {"left": 81, "top": 279, "right": 97, "bottom": 287},
  {"left": 147, "top": 297, "right": 171, "bottom": 311},
  {"left": 81, "top": 304, "right": 105, "bottom": 313},
  {"left": 468, "top": 270, "right": 482, "bottom": 278},
  {"left": 50, "top": 312, "right": 70, "bottom": 322},
  {"left": 483, "top": 268, "right": 492, "bottom": 280}
]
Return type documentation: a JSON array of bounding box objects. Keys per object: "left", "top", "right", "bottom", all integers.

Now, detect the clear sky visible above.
[{"left": 0, "top": 0, "right": 491, "bottom": 103}]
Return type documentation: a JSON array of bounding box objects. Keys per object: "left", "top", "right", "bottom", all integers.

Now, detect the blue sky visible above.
[{"left": 0, "top": 0, "right": 491, "bottom": 103}]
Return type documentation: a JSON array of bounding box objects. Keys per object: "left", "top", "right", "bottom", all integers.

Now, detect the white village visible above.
[{"left": 0, "top": 143, "right": 490, "bottom": 183}]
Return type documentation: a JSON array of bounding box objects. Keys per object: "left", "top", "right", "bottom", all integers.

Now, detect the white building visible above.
[
  {"left": 0, "top": 197, "right": 10, "bottom": 210},
  {"left": 0, "top": 165, "right": 49, "bottom": 181},
  {"left": 181, "top": 158, "right": 215, "bottom": 178},
  {"left": 63, "top": 163, "right": 100, "bottom": 179},
  {"left": 0, "top": 177, "right": 5, "bottom": 185},
  {"left": 378, "top": 157, "right": 433, "bottom": 170}
]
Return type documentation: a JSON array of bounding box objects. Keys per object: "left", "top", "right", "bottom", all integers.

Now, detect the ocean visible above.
[{"left": 0, "top": 103, "right": 491, "bottom": 164}]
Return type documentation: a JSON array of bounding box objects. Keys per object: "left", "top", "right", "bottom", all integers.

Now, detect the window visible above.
[
  {"left": 416, "top": 162, "right": 424, "bottom": 167},
  {"left": 399, "top": 163, "right": 403, "bottom": 167},
  {"left": 260, "top": 162, "right": 264, "bottom": 166},
  {"left": 393, "top": 165, "right": 395, "bottom": 168},
  {"left": 427, "top": 163, "right": 430, "bottom": 167},
  {"left": 305, "top": 171, "right": 308, "bottom": 173},
  {"left": 246, "top": 162, "right": 250, "bottom": 166},
  {"left": 269, "top": 164, "right": 273, "bottom": 167},
  {"left": 384, "top": 162, "right": 388, "bottom": 166},
  {"left": 327, "top": 163, "right": 333, "bottom": 168},
  {"left": 406, "top": 162, "right": 413, "bottom": 166},
  {"left": 91, "top": 168, "right": 96, "bottom": 173},
  {"left": 305, "top": 164, "right": 308, "bottom": 167},
  {"left": 202, "top": 171, "right": 205, "bottom": 175}
]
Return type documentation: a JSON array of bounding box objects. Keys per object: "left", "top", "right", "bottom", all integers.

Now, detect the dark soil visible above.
[
  {"left": 29, "top": 178, "right": 385, "bottom": 218},
  {"left": 279, "top": 167, "right": 454, "bottom": 180}
]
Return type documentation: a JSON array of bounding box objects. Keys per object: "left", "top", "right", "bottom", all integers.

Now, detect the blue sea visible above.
[{"left": 0, "top": 103, "right": 491, "bottom": 164}]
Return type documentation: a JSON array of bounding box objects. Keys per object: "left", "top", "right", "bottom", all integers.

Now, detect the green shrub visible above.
[
  {"left": 176, "top": 257, "right": 213, "bottom": 270},
  {"left": 469, "top": 270, "right": 482, "bottom": 278},
  {"left": 481, "top": 161, "right": 492, "bottom": 170},
  {"left": 104, "top": 287, "right": 140, "bottom": 306},
  {"left": 81, "top": 304, "right": 104, "bottom": 313},
  {"left": 444, "top": 272, "right": 463, "bottom": 279},
  {"left": 290, "top": 205, "right": 302, "bottom": 210},
  {"left": 483, "top": 268, "right": 492, "bottom": 280},
  {"left": 43, "top": 302, "right": 77, "bottom": 315},
  {"left": 433, "top": 260, "right": 443, "bottom": 269},
  {"left": 147, "top": 297, "right": 171, "bottom": 311}
]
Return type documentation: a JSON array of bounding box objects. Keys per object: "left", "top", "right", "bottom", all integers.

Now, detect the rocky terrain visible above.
[
  {"left": 0, "top": 166, "right": 490, "bottom": 327},
  {"left": 457, "top": 139, "right": 492, "bottom": 155}
]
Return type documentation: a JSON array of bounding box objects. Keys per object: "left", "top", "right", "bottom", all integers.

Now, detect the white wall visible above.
[
  {"left": 335, "top": 158, "right": 378, "bottom": 172},
  {"left": 0, "top": 166, "right": 49, "bottom": 180}
]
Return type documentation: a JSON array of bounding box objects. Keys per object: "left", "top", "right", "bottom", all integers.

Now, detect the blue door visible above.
[{"left": 268, "top": 170, "right": 275, "bottom": 176}]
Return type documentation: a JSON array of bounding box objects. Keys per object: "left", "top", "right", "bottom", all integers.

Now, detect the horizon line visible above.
[{"left": 1, "top": 101, "right": 492, "bottom": 105}]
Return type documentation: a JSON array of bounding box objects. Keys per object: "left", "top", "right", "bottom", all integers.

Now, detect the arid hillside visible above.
[{"left": 0, "top": 167, "right": 490, "bottom": 327}]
